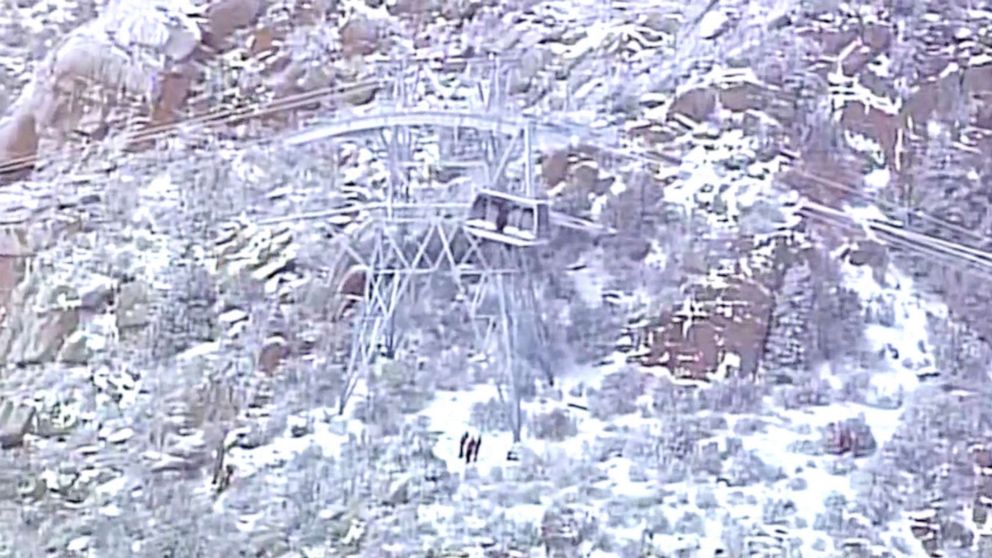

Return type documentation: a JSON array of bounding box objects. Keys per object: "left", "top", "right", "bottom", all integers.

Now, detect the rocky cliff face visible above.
[{"left": 0, "top": 0, "right": 988, "bottom": 557}]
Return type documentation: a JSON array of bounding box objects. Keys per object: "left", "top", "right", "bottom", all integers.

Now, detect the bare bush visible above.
[{"left": 529, "top": 408, "right": 578, "bottom": 441}]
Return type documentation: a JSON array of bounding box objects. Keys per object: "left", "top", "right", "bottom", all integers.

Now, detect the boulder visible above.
[
  {"left": 49, "top": 33, "right": 155, "bottom": 104},
  {"left": 116, "top": 281, "right": 150, "bottom": 329},
  {"left": 104, "top": 427, "right": 135, "bottom": 445},
  {"left": 0, "top": 111, "right": 38, "bottom": 182},
  {"left": 149, "top": 69, "right": 194, "bottom": 126},
  {"left": 541, "top": 150, "right": 570, "bottom": 187},
  {"left": 34, "top": 408, "right": 78, "bottom": 439},
  {"left": 571, "top": 160, "right": 601, "bottom": 191},
  {"left": 164, "top": 430, "right": 209, "bottom": 462},
  {"left": 382, "top": 473, "right": 413, "bottom": 506},
  {"left": 0, "top": 226, "right": 31, "bottom": 257},
  {"left": 234, "top": 424, "right": 269, "bottom": 449},
  {"left": 862, "top": 23, "right": 892, "bottom": 53},
  {"left": 258, "top": 335, "right": 288, "bottom": 374},
  {"left": 340, "top": 16, "right": 380, "bottom": 57},
  {"left": 58, "top": 330, "right": 91, "bottom": 364},
  {"left": 288, "top": 416, "right": 310, "bottom": 438},
  {"left": 840, "top": 46, "right": 874, "bottom": 77},
  {"left": 5, "top": 283, "right": 80, "bottom": 365},
  {"left": 965, "top": 63, "right": 992, "bottom": 96},
  {"left": 0, "top": 400, "right": 35, "bottom": 449},
  {"left": 669, "top": 88, "right": 716, "bottom": 124},
  {"left": 17, "top": 476, "right": 45, "bottom": 501},
  {"left": 847, "top": 240, "right": 887, "bottom": 268},
  {"left": 202, "top": 0, "right": 263, "bottom": 51},
  {"left": 341, "top": 80, "right": 380, "bottom": 106},
  {"left": 79, "top": 274, "right": 115, "bottom": 310},
  {"left": 145, "top": 451, "right": 201, "bottom": 473},
  {"left": 718, "top": 82, "right": 768, "bottom": 112}
]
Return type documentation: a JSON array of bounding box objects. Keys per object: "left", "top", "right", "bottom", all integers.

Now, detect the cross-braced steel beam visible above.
[
  {"left": 336, "top": 211, "right": 528, "bottom": 415},
  {"left": 272, "top": 57, "right": 576, "bottom": 447}
]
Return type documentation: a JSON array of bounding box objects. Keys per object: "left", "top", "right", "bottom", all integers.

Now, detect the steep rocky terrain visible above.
[{"left": 0, "top": 0, "right": 990, "bottom": 557}]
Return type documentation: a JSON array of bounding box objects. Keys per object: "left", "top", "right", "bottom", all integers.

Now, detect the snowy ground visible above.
[
  {"left": 3, "top": 0, "right": 983, "bottom": 556},
  {"left": 202, "top": 93, "right": 955, "bottom": 550},
  {"left": 222, "top": 249, "right": 942, "bottom": 555},
  {"left": 392, "top": 258, "right": 938, "bottom": 554}
]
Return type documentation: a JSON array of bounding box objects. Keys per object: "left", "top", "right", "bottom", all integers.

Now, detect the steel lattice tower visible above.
[{"left": 334, "top": 59, "right": 549, "bottom": 443}]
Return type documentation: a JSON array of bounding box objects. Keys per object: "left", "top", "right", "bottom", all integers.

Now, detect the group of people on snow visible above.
[{"left": 459, "top": 431, "right": 482, "bottom": 464}]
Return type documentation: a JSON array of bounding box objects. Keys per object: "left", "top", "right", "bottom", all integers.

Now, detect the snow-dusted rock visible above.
[
  {"left": 1, "top": 281, "right": 80, "bottom": 365},
  {"left": 823, "top": 417, "right": 877, "bottom": 458},
  {"left": 78, "top": 274, "right": 115, "bottom": 311},
  {"left": 115, "top": 281, "right": 151, "bottom": 330},
  {"left": 0, "top": 400, "right": 34, "bottom": 448}
]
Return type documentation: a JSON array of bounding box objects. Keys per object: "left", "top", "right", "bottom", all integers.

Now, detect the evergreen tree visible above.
[
  {"left": 806, "top": 253, "right": 864, "bottom": 364},
  {"left": 151, "top": 245, "right": 218, "bottom": 360},
  {"left": 761, "top": 261, "right": 814, "bottom": 383}
]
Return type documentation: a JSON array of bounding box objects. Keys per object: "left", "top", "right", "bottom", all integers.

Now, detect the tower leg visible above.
[
  {"left": 496, "top": 271, "right": 523, "bottom": 444},
  {"left": 338, "top": 310, "right": 383, "bottom": 415},
  {"left": 338, "top": 233, "right": 402, "bottom": 414},
  {"left": 492, "top": 244, "right": 553, "bottom": 444}
]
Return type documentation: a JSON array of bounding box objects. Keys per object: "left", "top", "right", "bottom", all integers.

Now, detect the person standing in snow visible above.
[
  {"left": 459, "top": 431, "right": 469, "bottom": 459},
  {"left": 472, "top": 435, "right": 482, "bottom": 463},
  {"left": 464, "top": 437, "right": 476, "bottom": 464}
]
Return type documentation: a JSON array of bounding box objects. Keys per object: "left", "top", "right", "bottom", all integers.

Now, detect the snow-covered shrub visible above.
[
  {"left": 696, "top": 488, "right": 719, "bottom": 510},
  {"left": 978, "top": 533, "right": 992, "bottom": 557},
  {"left": 674, "top": 511, "right": 705, "bottom": 535},
  {"left": 564, "top": 296, "right": 622, "bottom": 364},
  {"left": 470, "top": 397, "right": 511, "bottom": 432},
  {"left": 629, "top": 463, "right": 650, "bottom": 483},
  {"left": 724, "top": 436, "right": 744, "bottom": 456},
  {"left": 813, "top": 492, "right": 848, "bottom": 534},
  {"left": 762, "top": 261, "right": 814, "bottom": 381},
  {"left": 540, "top": 505, "right": 598, "bottom": 555},
  {"left": 693, "top": 440, "right": 723, "bottom": 476},
  {"left": 822, "top": 416, "right": 877, "bottom": 458},
  {"left": 929, "top": 316, "right": 992, "bottom": 384},
  {"left": 657, "top": 457, "right": 691, "bottom": 484},
  {"left": 605, "top": 499, "right": 637, "bottom": 529},
  {"left": 854, "top": 481, "right": 899, "bottom": 527},
  {"left": 762, "top": 499, "right": 797, "bottom": 525},
  {"left": 864, "top": 294, "right": 897, "bottom": 327},
  {"left": 529, "top": 408, "right": 578, "bottom": 441},
  {"left": 376, "top": 362, "right": 434, "bottom": 416},
  {"left": 838, "top": 371, "right": 870, "bottom": 404},
  {"left": 432, "top": 346, "right": 475, "bottom": 391},
  {"left": 549, "top": 457, "right": 602, "bottom": 490},
  {"left": 622, "top": 430, "right": 656, "bottom": 462},
  {"left": 589, "top": 434, "right": 627, "bottom": 462},
  {"left": 642, "top": 508, "right": 671, "bottom": 535},
  {"left": 699, "top": 377, "right": 765, "bottom": 414},
  {"left": 773, "top": 375, "right": 831, "bottom": 409},
  {"left": 651, "top": 378, "right": 701, "bottom": 416},
  {"left": 722, "top": 450, "right": 781, "bottom": 487},
  {"left": 353, "top": 395, "right": 403, "bottom": 436},
  {"left": 720, "top": 517, "right": 748, "bottom": 557},
  {"left": 588, "top": 368, "right": 643, "bottom": 419},
  {"left": 593, "top": 532, "right": 618, "bottom": 554},
  {"left": 704, "top": 414, "right": 728, "bottom": 431},
  {"left": 732, "top": 417, "right": 766, "bottom": 436},
  {"left": 151, "top": 251, "right": 218, "bottom": 360},
  {"left": 811, "top": 278, "right": 864, "bottom": 364}
]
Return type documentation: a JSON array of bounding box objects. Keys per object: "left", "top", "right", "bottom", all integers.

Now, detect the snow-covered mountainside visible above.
[{"left": 0, "top": 0, "right": 991, "bottom": 557}]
